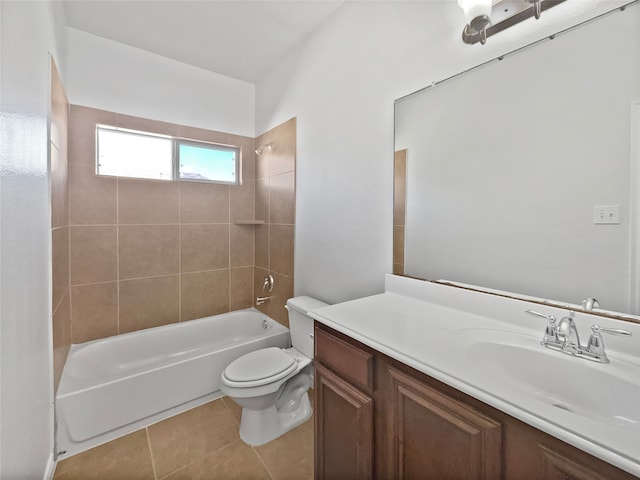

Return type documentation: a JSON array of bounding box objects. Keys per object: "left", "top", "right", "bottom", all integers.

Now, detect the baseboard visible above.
[{"left": 43, "top": 452, "right": 56, "bottom": 480}]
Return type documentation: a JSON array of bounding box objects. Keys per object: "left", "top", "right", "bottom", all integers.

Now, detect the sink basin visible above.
[{"left": 453, "top": 329, "right": 640, "bottom": 427}]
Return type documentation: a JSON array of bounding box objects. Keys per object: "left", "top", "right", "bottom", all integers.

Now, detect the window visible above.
[
  {"left": 96, "top": 125, "right": 240, "bottom": 185},
  {"left": 177, "top": 140, "right": 238, "bottom": 183}
]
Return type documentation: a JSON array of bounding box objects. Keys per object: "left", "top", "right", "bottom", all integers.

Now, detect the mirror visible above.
[{"left": 394, "top": 3, "right": 640, "bottom": 320}]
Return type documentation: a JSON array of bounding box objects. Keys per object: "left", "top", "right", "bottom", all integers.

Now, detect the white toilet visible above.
[{"left": 220, "top": 296, "right": 328, "bottom": 446}]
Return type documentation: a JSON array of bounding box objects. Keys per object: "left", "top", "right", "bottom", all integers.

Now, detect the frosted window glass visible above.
[{"left": 97, "top": 127, "right": 173, "bottom": 180}]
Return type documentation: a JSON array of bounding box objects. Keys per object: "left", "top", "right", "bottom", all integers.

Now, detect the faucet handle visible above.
[
  {"left": 525, "top": 309, "right": 556, "bottom": 323},
  {"left": 525, "top": 310, "right": 557, "bottom": 343},
  {"left": 590, "top": 324, "right": 632, "bottom": 337},
  {"left": 586, "top": 325, "right": 632, "bottom": 362}
]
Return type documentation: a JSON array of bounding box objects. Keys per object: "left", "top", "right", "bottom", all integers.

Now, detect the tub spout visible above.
[{"left": 256, "top": 296, "right": 273, "bottom": 306}]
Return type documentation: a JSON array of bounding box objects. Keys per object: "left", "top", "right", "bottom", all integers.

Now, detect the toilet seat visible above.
[{"left": 222, "top": 347, "right": 298, "bottom": 388}]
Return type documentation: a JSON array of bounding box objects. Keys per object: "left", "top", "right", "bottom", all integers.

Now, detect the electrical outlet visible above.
[{"left": 593, "top": 205, "right": 620, "bottom": 225}]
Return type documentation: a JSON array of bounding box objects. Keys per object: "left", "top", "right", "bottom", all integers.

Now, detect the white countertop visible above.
[{"left": 309, "top": 274, "right": 640, "bottom": 477}]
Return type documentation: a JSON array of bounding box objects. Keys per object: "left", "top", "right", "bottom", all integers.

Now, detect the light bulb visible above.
[{"left": 458, "top": 0, "right": 492, "bottom": 25}]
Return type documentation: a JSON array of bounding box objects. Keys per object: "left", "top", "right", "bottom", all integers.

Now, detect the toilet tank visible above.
[{"left": 286, "top": 296, "right": 329, "bottom": 358}]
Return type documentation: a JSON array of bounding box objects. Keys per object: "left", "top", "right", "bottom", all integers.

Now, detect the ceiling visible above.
[{"left": 62, "top": 0, "right": 346, "bottom": 84}]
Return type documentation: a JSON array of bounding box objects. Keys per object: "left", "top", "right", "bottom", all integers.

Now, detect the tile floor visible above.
[{"left": 53, "top": 396, "right": 313, "bottom": 480}]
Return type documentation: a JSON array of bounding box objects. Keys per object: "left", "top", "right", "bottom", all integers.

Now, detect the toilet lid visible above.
[{"left": 224, "top": 347, "right": 296, "bottom": 383}]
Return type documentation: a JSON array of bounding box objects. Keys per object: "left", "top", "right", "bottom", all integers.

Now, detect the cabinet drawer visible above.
[{"left": 315, "top": 325, "right": 374, "bottom": 393}]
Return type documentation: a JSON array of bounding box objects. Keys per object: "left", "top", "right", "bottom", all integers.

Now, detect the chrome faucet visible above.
[
  {"left": 256, "top": 296, "right": 274, "bottom": 306},
  {"left": 556, "top": 311, "right": 580, "bottom": 348},
  {"left": 525, "top": 309, "right": 631, "bottom": 364}
]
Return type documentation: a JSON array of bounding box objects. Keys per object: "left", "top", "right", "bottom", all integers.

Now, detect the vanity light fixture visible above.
[{"left": 459, "top": 0, "right": 566, "bottom": 45}]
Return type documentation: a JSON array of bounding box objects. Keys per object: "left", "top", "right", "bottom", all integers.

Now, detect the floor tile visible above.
[
  {"left": 160, "top": 440, "right": 271, "bottom": 480},
  {"left": 254, "top": 415, "right": 314, "bottom": 480},
  {"left": 222, "top": 396, "right": 242, "bottom": 424},
  {"left": 147, "top": 399, "right": 240, "bottom": 478},
  {"left": 53, "top": 430, "right": 154, "bottom": 480}
]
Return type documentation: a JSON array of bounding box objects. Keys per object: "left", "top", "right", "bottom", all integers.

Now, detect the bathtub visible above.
[{"left": 55, "top": 308, "right": 290, "bottom": 458}]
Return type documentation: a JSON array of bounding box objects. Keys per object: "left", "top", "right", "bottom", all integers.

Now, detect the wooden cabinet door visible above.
[
  {"left": 315, "top": 363, "right": 374, "bottom": 480},
  {"left": 383, "top": 365, "right": 503, "bottom": 480}
]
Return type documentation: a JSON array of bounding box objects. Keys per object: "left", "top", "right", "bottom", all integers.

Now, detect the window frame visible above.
[{"left": 95, "top": 124, "right": 242, "bottom": 185}]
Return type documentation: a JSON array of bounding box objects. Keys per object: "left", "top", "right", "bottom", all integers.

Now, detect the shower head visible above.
[{"left": 255, "top": 143, "right": 272, "bottom": 155}]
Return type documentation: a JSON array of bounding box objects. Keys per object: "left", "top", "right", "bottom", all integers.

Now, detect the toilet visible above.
[{"left": 220, "top": 296, "right": 328, "bottom": 446}]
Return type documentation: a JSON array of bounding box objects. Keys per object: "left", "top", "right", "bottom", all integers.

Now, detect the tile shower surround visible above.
[
  {"left": 63, "top": 105, "right": 296, "bottom": 345},
  {"left": 51, "top": 59, "right": 71, "bottom": 392}
]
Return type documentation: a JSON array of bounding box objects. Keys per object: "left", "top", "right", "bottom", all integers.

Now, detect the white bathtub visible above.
[{"left": 56, "top": 308, "right": 290, "bottom": 458}]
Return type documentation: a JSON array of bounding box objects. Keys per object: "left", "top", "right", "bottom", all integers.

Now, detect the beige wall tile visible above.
[
  {"left": 229, "top": 180, "right": 254, "bottom": 222},
  {"left": 69, "top": 105, "right": 117, "bottom": 166},
  {"left": 230, "top": 267, "right": 253, "bottom": 311},
  {"left": 119, "top": 276, "right": 179, "bottom": 333},
  {"left": 70, "top": 282, "right": 118, "bottom": 343},
  {"left": 147, "top": 399, "right": 239, "bottom": 478},
  {"left": 269, "top": 118, "right": 296, "bottom": 177},
  {"left": 229, "top": 134, "right": 256, "bottom": 181},
  {"left": 253, "top": 267, "right": 270, "bottom": 316},
  {"left": 119, "top": 225, "right": 179, "bottom": 279},
  {"left": 394, "top": 149, "right": 407, "bottom": 227},
  {"left": 162, "top": 439, "right": 270, "bottom": 480},
  {"left": 393, "top": 225, "right": 405, "bottom": 265},
  {"left": 269, "top": 272, "right": 294, "bottom": 328},
  {"left": 116, "top": 113, "right": 180, "bottom": 137},
  {"left": 70, "top": 226, "right": 117, "bottom": 285},
  {"left": 255, "top": 177, "right": 269, "bottom": 222},
  {"left": 230, "top": 225, "right": 254, "bottom": 268},
  {"left": 269, "top": 224, "right": 294, "bottom": 277},
  {"left": 118, "top": 178, "right": 179, "bottom": 224},
  {"left": 69, "top": 164, "right": 117, "bottom": 225},
  {"left": 181, "top": 270, "right": 230, "bottom": 321},
  {"left": 50, "top": 60, "right": 69, "bottom": 154},
  {"left": 179, "top": 182, "right": 229, "bottom": 224},
  {"left": 254, "top": 132, "right": 271, "bottom": 180},
  {"left": 180, "top": 224, "right": 229, "bottom": 273},
  {"left": 50, "top": 144, "right": 69, "bottom": 229},
  {"left": 269, "top": 171, "right": 295, "bottom": 225},
  {"left": 53, "top": 430, "right": 154, "bottom": 480},
  {"left": 393, "top": 263, "right": 405, "bottom": 275},
  {"left": 52, "top": 226, "right": 70, "bottom": 310},
  {"left": 254, "top": 224, "right": 269, "bottom": 270},
  {"left": 52, "top": 292, "right": 71, "bottom": 394},
  {"left": 179, "top": 125, "right": 230, "bottom": 145}
]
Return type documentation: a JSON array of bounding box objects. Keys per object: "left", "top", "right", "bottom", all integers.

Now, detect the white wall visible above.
[
  {"left": 66, "top": 28, "right": 255, "bottom": 137},
  {"left": 255, "top": 0, "right": 632, "bottom": 304},
  {"left": 0, "top": 0, "right": 67, "bottom": 478}
]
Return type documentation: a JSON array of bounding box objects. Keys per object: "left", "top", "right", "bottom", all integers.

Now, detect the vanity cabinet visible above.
[
  {"left": 314, "top": 326, "right": 375, "bottom": 480},
  {"left": 314, "top": 322, "right": 637, "bottom": 480}
]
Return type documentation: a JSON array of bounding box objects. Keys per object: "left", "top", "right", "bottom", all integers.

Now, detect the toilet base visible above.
[{"left": 239, "top": 391, "right": 312, "bottom": 446}]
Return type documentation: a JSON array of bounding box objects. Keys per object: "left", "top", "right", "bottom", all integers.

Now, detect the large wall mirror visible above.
[{"left": 394, "top": 2, "right": 640, "bottom": 321}]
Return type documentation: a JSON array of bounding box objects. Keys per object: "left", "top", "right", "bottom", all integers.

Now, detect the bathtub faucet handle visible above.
[{"left": 262, "top": 274, "right": 274, "bottom": 294}]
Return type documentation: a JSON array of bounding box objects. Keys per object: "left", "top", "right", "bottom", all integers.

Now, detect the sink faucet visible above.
[
  {"left": 556, "top": 311, "right": 580, "bottom": 348},
  {"left": 525, "top": 309, "right": 631, "bottom": 364}
]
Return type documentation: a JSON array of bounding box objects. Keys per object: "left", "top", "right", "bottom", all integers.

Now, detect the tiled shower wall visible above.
[
  {"left": 254, "top": 119, "right": 296, "bottom": 327},
  {"left": 393, "top": 149, "right": 406, "bottom": 276},
  {"left": 51, "top": 60, "right": 71, "bottom": 392},
  {"left": 61, "top": 105, "right": 295, "bottom": 345}
]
